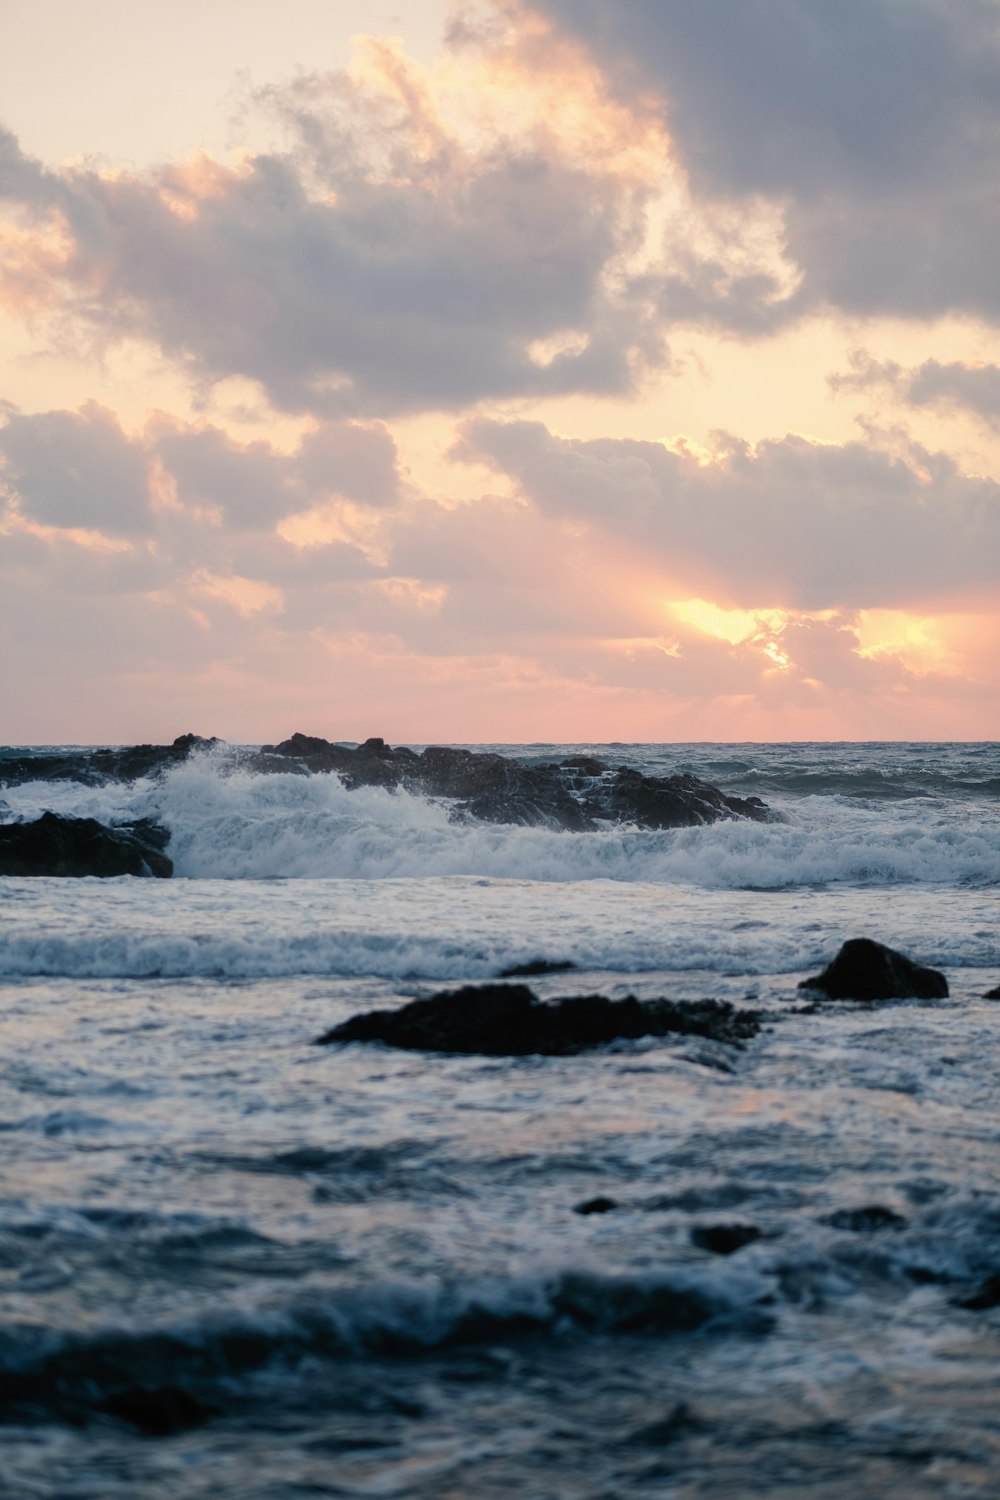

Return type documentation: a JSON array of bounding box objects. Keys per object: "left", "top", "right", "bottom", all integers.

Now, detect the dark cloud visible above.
[
  {"left": 833, "top": 351, "right": 1000, "bottom": 430},
  {"left": 0, "top": 401, "right": 154, "bottom": 536},
  {"left": 153, "top": 416, "right": 400, "bottom": 526},
  {"left": 0, "top": 68, "right": 661, "bottom": 415},
  {"left": 0, "top": 400, "right": 402, "bottom": 543},
  {"left": 525, "top": 0, "right": 1000, "bottom": 325},
  {"left": 459, "top": 416, "right": 1000, "bottom": 610}
]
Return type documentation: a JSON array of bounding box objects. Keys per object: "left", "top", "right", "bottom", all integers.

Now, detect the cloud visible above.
[
  {"left": 0, "top": 46, "right": 661, "bottom": 416},
  {"left": 458, "top": 416, "right": 1000, "bottom": 611},
  {"left": 523, "top": 0, "right": 1000, "bottom": 326},
  {"left": 0, "top": 401, "right": 154, "bottom": 536},
  {"left": 0, "top": 399, "right": 403, "bottom": 541},
  {"left": 833, "top": 351, "right": 1000, "bottom": 431}
]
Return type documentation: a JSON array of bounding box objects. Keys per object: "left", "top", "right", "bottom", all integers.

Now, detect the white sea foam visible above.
[{"left": 3, "top": 749, "right": 999, "bottom": 889}]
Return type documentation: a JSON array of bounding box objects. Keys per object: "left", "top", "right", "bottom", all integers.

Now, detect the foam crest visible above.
[{"left": 3, "top": 750, "right": 999, "bottom": 888}]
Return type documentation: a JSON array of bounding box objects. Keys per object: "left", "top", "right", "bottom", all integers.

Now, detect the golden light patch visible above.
[
  {"left": 670, "top": 598, "right": 768, "bottom": 645},
  {"left": 192, "top": 571, "right": 284, "bottom": 617},
  {"left": 0, "top": 210, "right": 75, "bottom": 314},
  {"left": 855, "top": 610, "right": 954, "bottom": 675},
  {"left": 372, "top": 577, "right": 447, "bottom": 613},
  {"left": 277, "top": 500, "right": 388, "bottom": 565}
]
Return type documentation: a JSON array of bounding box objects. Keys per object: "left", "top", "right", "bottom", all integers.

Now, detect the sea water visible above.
[{"left": 1, "top": 742, "right": 999, "bottom": 1497}]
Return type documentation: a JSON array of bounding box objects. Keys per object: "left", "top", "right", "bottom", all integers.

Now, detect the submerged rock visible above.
[
  {"left": 821, "top": 1205, "right": 908, "bottom": 1233},
  {"left": 315, "top": 983, "right": 761, "bottom": 1057},
  {"left": 954, "top": 1273, "right": 1000, "bottom": 1311},
  {"left": 984, "top": 985, "right": 1000, "bottom": 1000},
  {"left": 798, "top": 938, "right": 948, "bottom": 1001},
  {"left": 0, "top": 812, "right": 173, "bottom": 877},
  {"left": 574, "top": 1196, "right": 619, "bottom": 1216},
  {"left": 691, "top": 1224, "right": 762, "bottom": 1255},
  {"left": 101, "top": 1384, "right": 219, "bottom": 1435},
  {"left": 499, "top": 958, "right": 578, "bottom": 978}
]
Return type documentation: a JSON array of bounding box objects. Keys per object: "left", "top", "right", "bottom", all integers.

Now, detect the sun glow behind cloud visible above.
[{"left": 0, "top": 0, "right": 998, "bottom": 740}]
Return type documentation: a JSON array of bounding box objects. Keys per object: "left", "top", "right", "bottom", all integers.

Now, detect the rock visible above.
[
  {"left": 0, "top": 812, "right": 173, "bottom": 877},
  {"left": 691, "top": 1223, "right": 762, "bottom": 1255},
  {"left": 0, "top": 733, "right": 219, "bottom": 788},
  {"left": 499, "top": 959, "right": 577, "bottom": 978},
  {"left": 798, "top": 938, "right": 948, "bottom": 1001},
  {"left": 953, "top": 1273, "right": 1000, "bottom": 1311},
  {"left": 626, "top": 1403, "right": 704, "bottom": 1447},
  {"left": 315, "top": 983, "right": 761, "bottom": 1057},
  {"left": 265, "top": 734, "right": 774, "bottom": 831},
  {"left": 101, "top": 1384, "right": 218, "bottom": 1435},
  {"left": 984, "top": 986, "right": 1000, "bottom": 1000},
  {"left": 4, "top": 731, "right": 774, "bottom": 833},
  {"left": 821, "top": 1205, "right": 907, "bottom": 1232},
  {"left": 574, "top": 1196, "right": 619, "bottom": 1215}
]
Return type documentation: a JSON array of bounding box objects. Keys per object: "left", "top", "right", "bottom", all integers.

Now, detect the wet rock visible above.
[
  {"left": 0, "top": 733, "right": 220, "bottom": 788},
  {"left": 315, "top": 983, "right": 760, "bottom": 1057},
  {"left": 574, "top": 1196, "right": 619, "bottom": 1216},
  {"left": 266, "top": 734, "right": 773, "bottom": 831},
  {"left": 984, "top": 986, "right": 1000, "bottom": 1000},
  {"left": 953, "top": 1273, "right": 1000, "bottom": 1311},
  {"left": 798, "top": 938, "right": 948, "bottom": 1001},
  {"left": 0, "top": 812, "right": 172, "bottom": 878},
  {"left": 101, "top": 1384, "right": 219, "bottom": 1435},
  {"left": 5, "top": 730, "right": 774, "bottom": 832},
  {"left": 499, "top": 958, "right": 577, "bottom": 978},
  {"left": 821, "top": 1205, "right": 908, "bottom": 1232},
  {"left": 627, "top": 1403, "right": 704, "bottom": 1446},
  {"left": 690, "top": 1223, "right": 762, "bottom": 1255}
]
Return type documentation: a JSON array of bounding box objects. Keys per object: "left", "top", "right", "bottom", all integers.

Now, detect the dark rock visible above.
[
  {"left": 821, "top": 1205, "right": 908, "bottom": 1233},
  {"left": 574, "top": 1196, "right": 619, "bottom": 1215},
  {"left": 0, "top": 812, "right": 173, "bottom": 878},
  {"left": 798, "top": 938, "right": 948, "bottom": 1001},
  {"left": 4, "top": 731, "right": 774, "bottom": 833},
  {"left": 499, "top": 958, "right": 577, "bottom": 978},
  {"left": 101, "top": 1384, "right": 218, "bottom": 1435},
  {"left": 984, "top": 986, "right": 1000, "bottom": 1000},
  {"left": 691, "top": 1223, "right": 762, "bottom": 1255},
  {"left": 264, "top": 734, "right": 773, "bottom": 831},
  {"left": 953, "top": 1273, "right": 1000, "bottom": 1311},
  {"left": 0, "top": 734, "right": 219, "bottom": 788},
  {"left": 627, "top": 1403, "right": 704, "bottom": 1446},
  {"left": 315, "top": 983, "right": 760, "bottom": 1057}
]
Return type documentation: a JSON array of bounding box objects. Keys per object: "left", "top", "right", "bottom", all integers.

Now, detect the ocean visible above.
[{"left": 1, "top": 740, "right": 999, "bottom": 1498}]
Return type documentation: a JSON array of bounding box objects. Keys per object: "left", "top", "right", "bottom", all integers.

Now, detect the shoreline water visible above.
[{"left": 1, "top": 741, "right": 998, "bottom": 1497}]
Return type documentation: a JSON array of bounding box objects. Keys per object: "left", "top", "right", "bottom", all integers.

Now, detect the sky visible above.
[{"left": 1, "top": 0, "right": 999, "bottom": 744}]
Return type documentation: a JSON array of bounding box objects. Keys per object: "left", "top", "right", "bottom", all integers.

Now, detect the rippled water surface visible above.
[{"left": 1, "top": 742, "right": 999, "bottom": 1497}]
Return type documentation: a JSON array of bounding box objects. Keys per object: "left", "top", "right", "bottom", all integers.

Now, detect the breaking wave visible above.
[{"left": 2, "top": 750, "right": 999, "bottom": 889}]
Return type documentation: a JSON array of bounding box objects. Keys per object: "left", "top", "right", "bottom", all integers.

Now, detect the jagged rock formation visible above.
[
  {"left": 1, "top": 731, "right": 773, "bottom": 833},
  {"left": 0, "top": 734, "right": 222, "bottom": 788},
  {"left": 315, "top": 982, "right": 761, "bottom": 1057},
  {"left": 264, "top": 734, "right": 773, "bottom": 830},
  {"left": 0, "top": 812, "right": 173, "bottom": 878},
  {"left": 798, "top": 938, "right": 948, "bottom": 1001}
]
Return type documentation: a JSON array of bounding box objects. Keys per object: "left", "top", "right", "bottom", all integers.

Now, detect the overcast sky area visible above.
[{"left": 2, "top": 0, "right": 999, "bottom": 742}]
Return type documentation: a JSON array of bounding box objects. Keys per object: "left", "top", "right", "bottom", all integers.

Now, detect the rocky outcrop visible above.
[
  {"left": 0, "top": 812, "right": 173, "bottom": 877},
  {"left": 265, "top": 734, "right": 774, "bottom": 831},
  {"left": 1, "top": 730, "right": 773, "bottom": 832},
  {"left": 798, "top": 938, "right": 948, "bottom": 1001},
  {"left": 0, "top": 734, "right": 221, "bottom": 788},
  {"left": 315, "top": 982, "right": 761, "bottom": 1057}
]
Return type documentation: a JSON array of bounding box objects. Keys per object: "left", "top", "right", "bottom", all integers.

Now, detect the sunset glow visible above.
[{"left": 1, "top": 0, "right": 997, "bottom": 742}]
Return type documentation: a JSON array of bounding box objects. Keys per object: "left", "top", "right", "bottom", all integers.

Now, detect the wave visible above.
[{"left": 2, "top": 750, "right": 999, "bottom": 889}]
